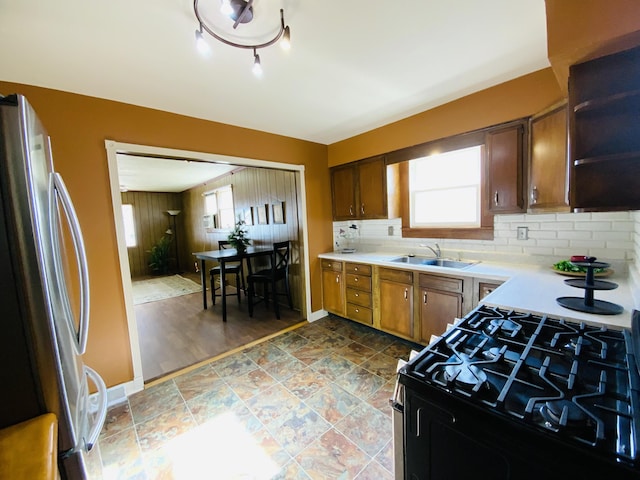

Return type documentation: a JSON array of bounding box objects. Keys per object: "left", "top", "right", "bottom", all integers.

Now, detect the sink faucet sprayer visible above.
[{"left": 420, "top": 243, "right": 441, "bottom": 258}]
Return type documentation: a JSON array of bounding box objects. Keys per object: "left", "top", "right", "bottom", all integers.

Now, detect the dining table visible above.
[{"left": 192, "top": 245, "right": 274, "bottom": 322}]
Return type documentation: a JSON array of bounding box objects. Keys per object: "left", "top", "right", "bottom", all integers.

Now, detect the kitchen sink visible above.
[{"left": 390, "top": 256, "right": 477, "bottom": 269}]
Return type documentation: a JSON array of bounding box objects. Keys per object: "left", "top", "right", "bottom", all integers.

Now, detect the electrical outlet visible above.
[
  {"left": 517, "top": 226, "right": 528, "bottom": 240},
  {"left": 388, "top": 225, "right": 394, "bottom": 236}
]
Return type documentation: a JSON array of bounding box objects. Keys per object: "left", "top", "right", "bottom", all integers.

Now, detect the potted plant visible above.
[
  {"left": 148, "top": 234, "right": 172, "bottom": 274},
  {"left": 228, "top": 220, "right": 251, "bottom": 253}
]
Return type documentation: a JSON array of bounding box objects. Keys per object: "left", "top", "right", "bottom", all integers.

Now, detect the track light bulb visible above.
[
  {"left": 220, "top": 0, "right": 233, "bottom": 17},
  {"left": 280, "top": 25, "right": 291, "bottom": 51},
  {"left": 195, "top": 27, "right": 210, "bottom": 55},
  {"left": 252, "top": 51, "right": 263, "bottom": 76}
]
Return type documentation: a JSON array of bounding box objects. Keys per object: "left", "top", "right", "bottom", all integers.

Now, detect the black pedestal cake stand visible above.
[{"left": 556, "top": 260, "right": 624, "bottom": 315}]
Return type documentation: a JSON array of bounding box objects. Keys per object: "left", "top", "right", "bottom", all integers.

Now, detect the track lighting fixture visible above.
[{"left": 193, "top": 0, "right": 291, "bottom": 75}]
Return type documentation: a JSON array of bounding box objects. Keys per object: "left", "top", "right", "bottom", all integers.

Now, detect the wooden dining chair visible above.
[
  {"left": 209, "top": 240, "right": 245, "bottom": 305},
  {"left": 247, "top": 240, "right": 292, "bottom": 319}
]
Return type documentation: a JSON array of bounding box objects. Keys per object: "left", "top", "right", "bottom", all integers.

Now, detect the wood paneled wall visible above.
[
  {"left": 121, "top": 191, "right": 183, "bottom": 278},
  {"left": 183, "top": 167, "right": 302, "bottom": 311}
]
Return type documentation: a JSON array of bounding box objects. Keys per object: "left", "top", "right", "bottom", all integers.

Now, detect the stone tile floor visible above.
[{"left": 85, "top": 315, "right": 422, "bottom": 479}]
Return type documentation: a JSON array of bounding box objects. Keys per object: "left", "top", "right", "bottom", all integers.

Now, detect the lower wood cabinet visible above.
[
  {"left": 378, "top": 267, "right": 414, "bottom": 339},
  {"left": 345, "top": 262, "right": 373, "bottom": 325},
  {"left": 418, "top": 274, "right": 463, "bottom": 344},
  {"left": 321, "top": 259, "right": 345, "bottom": 316},
  {"left": 319, "top": 257, "right": 501, "bottom": 345}
]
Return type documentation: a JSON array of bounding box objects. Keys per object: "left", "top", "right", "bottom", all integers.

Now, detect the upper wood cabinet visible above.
[
  {"left": 569, "top": 44, "right": 640, "bottom": 212},
  {"left": 528, "top": 103, "right": 569, "bottom": 211},
  {"left": 486, "top": 121, "right": 527, "bottom": 214},
  {"left": 331, "top": 156, "right": 387, "bottom": 220}
]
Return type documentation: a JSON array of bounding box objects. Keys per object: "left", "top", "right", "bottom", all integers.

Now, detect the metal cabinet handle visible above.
[
  {"left": 355, "top": 308, "right": 360, "bottom": 313},
  {"left": 355, "top": 292, "right": 359, "bottom": 297},
  {"left": 423, "top": 292, "right": 427, "bottom": 304},
  {"left": 404, "top": 288, "right": 408, "bottom": 300},
  {"left": 531, "top": 186, "right": 539, "bottom": 204},
  {"left": 335, "top": 275, "right": 340, "bottom": 283},
  {"left": 361, "top": 204, "right": 365, "bottom": 215},
  {"left": 354, "top": 277, "right": 358, "bottom": 282},
  {"left": 494, "top": 190, "right": 499, "bottom": 206},
  {"left": 349, "top": 205, "right": 353, "bottom": 216}
]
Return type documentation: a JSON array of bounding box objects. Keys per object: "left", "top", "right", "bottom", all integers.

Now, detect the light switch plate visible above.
[{"left": 517, "top": 226, "right": 528, "bottom": 240}]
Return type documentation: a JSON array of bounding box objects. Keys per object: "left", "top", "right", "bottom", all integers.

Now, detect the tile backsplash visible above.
[
  {"left": 334, "top": 210, "right": 640, "bottom": 310},
  {"left": 334, "top": 211, "right": 636, "bottom": 267}
]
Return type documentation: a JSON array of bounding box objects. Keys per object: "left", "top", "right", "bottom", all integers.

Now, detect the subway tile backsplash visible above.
[{"left": 334, "top": 211, "right": 638, "bottom": 271}]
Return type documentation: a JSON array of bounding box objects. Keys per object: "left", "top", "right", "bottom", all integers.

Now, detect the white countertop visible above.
[{"left": 318, "top": 251, "right": 636, "bottom": 330}]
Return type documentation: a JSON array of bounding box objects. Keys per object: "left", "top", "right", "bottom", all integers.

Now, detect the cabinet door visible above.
[
  {"left": 379, "top": 280, "right": 413, "bottom": 338},
  {"left": 322, "top": 269, "right": 345, "bottom": 315},
  {"left": 487, "top": 123, "right": 525, "bottom": 214},
  {"left": 529, "top": 105, "right": 568, "bottom": 210},
  {"left": 419, "top": 288, "right": 461, "bottom": 344},
  {"left": 331, "top": 165, "right": 357, "bottom": 220},
  {"left": 358, "top": 156, "right": 387, "bottom": 219}
]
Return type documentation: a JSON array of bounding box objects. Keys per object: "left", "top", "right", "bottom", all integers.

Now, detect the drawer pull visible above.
[
  {"left": 354, "top": 292, "right": 359, "bottom": 297},
  {"left": 355, "top": 308, "right": 359, "bottom": 313},
  {"left": 423, "top": 292, "right": 427, "bottom": 304},
  {"left": 494, "top": 190, "right": 499, "bottom": 206},
  {"left": 349, "top": 205, "right": 354, "bottom": 216},
  {"left": 354, "top": 277, "right": 358, "bottom": 282},
  {"left": 404, "top": 288, "right": 408, "bottom": 300}
]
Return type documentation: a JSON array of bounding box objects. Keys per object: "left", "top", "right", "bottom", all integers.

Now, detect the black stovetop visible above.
[{"left": 402, "top": 304, "right": 640, "bottom": 465}]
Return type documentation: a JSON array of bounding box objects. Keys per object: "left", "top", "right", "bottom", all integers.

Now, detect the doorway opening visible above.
[{"left": 105, "top": 141, "right": 312, "bottom": 391}]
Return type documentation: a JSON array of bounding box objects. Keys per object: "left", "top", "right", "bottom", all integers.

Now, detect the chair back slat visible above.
[{"left": 273, "top": 241, "right": 290, "bottom": 272}]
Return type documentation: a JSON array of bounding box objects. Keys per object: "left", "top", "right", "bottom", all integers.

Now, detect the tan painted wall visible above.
[
  {"left": 546, "top": 0, "right": 640, "bottom": 93},
  {"left": 4, "top": 0, "right": 638, "bottom": 388},
  {"left": 328, "top": 68, "right": 564, "bottom": 166},
  {"left": 0, "top": 82, "right": 330, "bottom": 387}
]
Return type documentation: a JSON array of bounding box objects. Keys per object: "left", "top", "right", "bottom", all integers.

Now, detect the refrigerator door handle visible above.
[
  {"left": 49, "top": 171, "right": 90, "bottom": 354},
  {"left": 83, "top": 366, "right": 107, "bottom": 451}
]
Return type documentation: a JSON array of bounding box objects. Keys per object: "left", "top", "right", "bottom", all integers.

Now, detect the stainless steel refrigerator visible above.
[{"left": 0, "top": 94, "right": 107, "bottom": 479}]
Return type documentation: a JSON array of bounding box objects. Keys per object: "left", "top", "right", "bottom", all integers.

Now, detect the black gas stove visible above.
[{"left": 395, "top": 304, "right": 640, "bottom": 479}]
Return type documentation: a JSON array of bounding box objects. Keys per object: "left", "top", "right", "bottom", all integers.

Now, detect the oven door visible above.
[{"left": 402, "top": 383, "right": 640, "bottom": 480}]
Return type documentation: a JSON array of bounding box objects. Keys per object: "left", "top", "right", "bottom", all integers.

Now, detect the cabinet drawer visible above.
[
  {"left": 346, "top": 263, "right": 372, "bottom": 276},
  {"left": 321, "top": 259, "right": 343, "bottom": 272},
  {"left": 346, "top": 303, "right": 373, "bottom": 325},
  {"left": 346, "top": 288, "right": 371, "bottom": 307},
  {"left": 379, "top": 267, "right": 413, "bottom": 284},
  {"left": 346, "top": 273, "right": 372, "bottom": 291},
  {"left": 419, "top": 274, "right": 463, "bottom": 293}
]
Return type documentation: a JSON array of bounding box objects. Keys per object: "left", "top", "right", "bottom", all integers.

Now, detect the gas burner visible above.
[
  {"left": 565, "top": 336, "right": 592, "bottom": 352},
  {"left": 483, "top": 347, "right": 521, "bottom": 363},
  {"left": 486, "top": 318, "right": 521, "bottom": 337},
  {"left": 444, "top": 354, "right": 488, "bottom": 389},
  {"left": 540, "top": 400, "right": 589, "bottom": 429}
]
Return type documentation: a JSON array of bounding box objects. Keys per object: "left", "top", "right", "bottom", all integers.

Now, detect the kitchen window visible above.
[
  {"left": 204, "top": 185, "right": 235, "bottom": 230},
  {"left": 388, "top": 129, "right": 494, "bottom": 240},
  {"left": 409, "top": 145, "right": 482, "bottom": 228}
]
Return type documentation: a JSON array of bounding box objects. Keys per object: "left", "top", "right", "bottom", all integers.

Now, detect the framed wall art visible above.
[
  {"left": 242, "top": 207, "right": 253, "bottom": 226},
  {"left": 272, "top": 202, "right": 285, "bottom": 224},
  {"left": 256, "top": 204, "right": 269, "bottom": 225}
]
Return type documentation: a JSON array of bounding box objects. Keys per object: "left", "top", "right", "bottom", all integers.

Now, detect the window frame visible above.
[
  {"left": 387, "top": 130, "right": 494, "bottom": 240},
  {"left": 121, "top": 203, "right": 137, "bottom": 247},
  {"left": 203, "top": 184, "right": 236, "bottom": 231}
]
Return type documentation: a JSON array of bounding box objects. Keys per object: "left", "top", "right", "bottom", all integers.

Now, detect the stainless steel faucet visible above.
[{"left": 420, "top": 243, "right": 441, "bottom": 258}]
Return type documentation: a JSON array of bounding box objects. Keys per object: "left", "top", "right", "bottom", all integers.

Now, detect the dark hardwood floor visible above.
[{"left": 134, "top": 272, "right": 305, "bottom": 383}]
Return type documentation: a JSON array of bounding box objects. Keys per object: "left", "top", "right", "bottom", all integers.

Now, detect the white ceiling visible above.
[
  {"left": 117, "top": 154, "right": 240, "bottom": 192},
  {"left": 0, "top": 0, "right": 550, "bottom": 146}
]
